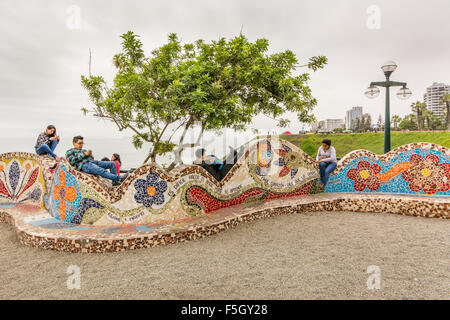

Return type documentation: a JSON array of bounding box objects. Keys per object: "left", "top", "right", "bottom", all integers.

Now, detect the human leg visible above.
[
  {"left": 49, "top": 139, "right": 59, "bottom": 152},
  {"left": 91, "top": 160, "right": 118, "bottom": 176},
  {"left": 36, "top": 144, "right": 57, "bottom": 158},
  {"left": 322, "top": 162, "right": 337, "bottom": 185},
  {"left": 82, "top": 162, "right": 119, "bottom": 182},
  {"left": 319, "top": 162, "right": 327, "bottom": 184}
]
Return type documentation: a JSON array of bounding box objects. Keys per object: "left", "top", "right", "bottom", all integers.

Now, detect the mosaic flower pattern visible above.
[
  {"left": 326, "top": 148, "right": 450, "bottom": 196},
  {"left": 347, "top": 160, "right": 381, "bottom": 191},
  {"left": 51, "top": 165, "right": 81, "bottom": 221},
  {"left": 255, "top": 140, "right": 273, "bottom": 176},
  {"left": 402, "top": 154, "right": 450, "bottom": 194},
  {"left": 134, "top": 172, "right": 167, "bottom": 207},
  {"left": 274, "top": 144, "right": 299, "bottom": 178},
  {"left": 0, "top": 159, "right": 42, "bottom": 203}
]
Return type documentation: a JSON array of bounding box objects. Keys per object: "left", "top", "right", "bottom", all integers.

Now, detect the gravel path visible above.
[{"left": 0, "top": 211, "right": 448, "bottom": 300}]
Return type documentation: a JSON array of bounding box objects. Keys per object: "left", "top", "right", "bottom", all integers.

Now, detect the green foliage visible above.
[
  {"left": 441, "top": 93, "right": 450, "bottom": 130},
  {"left": 399, "top": 114, "right": 418, "bottom": 131},
  {"left": 81, "top": 31, "right": 326, "bottom": 165},
  {"left": 411, "top": 101, "right": 427, "bottom": 130},
  {"left": 354, "top": 115, "right": 372, "bottom": 133},
  {"left": 395, "top": 100, "right": 447, "bottom": 131},
  {"left": 391, "top": 115, "right": 401, "bottom": 130}
]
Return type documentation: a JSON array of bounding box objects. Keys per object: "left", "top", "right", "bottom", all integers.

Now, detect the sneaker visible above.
[{"left": 112, "top": 175, "right": 127, "bottom": 187}]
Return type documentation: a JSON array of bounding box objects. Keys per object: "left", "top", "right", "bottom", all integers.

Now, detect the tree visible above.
[
  {"left": 411, "top": 101, "right": 427, "bottom": 131},
  {"left": 430, "top": 113, "right": 445, "bottom": 130},
  {"left": 377, "top": 114, "right": 383, "bottom": 131},
  {"left": 81, "top": 31, "right": 327, "bottom": 169},
  {"left": 399, "top": 114, "right": 418, "bottom": 131},
  {"left": 364, "top": 115, "right": 372, "bottom": 132},
  {"left": 440, "top": 93, "right": 450, "bottom": 130},
  {"left": 422, "top": 109, "right": 437, "bottom": 130},
  {"left": 355, "top": 117, "right": 361, "bottom": 132},
  {"left": 391, "top": 115, "right": 401, "bottom": 130}
]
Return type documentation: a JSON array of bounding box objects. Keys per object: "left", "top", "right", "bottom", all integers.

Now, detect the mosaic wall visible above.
[
  {"left": 325, "top": 143, "right": 450, "bottom": 197},
  {"left": 47, "top": 138, "right": 321, "bottom": 225},
  {"left": 1, "top": 142, "right": 449, "bottom": 253},
  {"left": 0, "top": 153, "right": 47, "bottom": 211}
]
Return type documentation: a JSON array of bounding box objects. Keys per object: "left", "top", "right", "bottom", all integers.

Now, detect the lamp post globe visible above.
[
  {"left": 397, "top": 87, "right": 412, "bottom": 100},
  {"left": 365, "top": 86, "right": 380, "bottom": 99},
  {"left": 381, "top": 61, "right": 398, "bottom": 78},
  {"left": 366, "top": 61, "right": 410, "bottom": 154}
]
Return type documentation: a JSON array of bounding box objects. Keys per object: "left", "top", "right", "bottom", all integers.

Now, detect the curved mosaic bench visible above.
[
  {"left": 0, "top": 140, "right": 449, "bottom": 253},
  {"left": 325, "top": 142, "right": 450, "bottom": 197}
]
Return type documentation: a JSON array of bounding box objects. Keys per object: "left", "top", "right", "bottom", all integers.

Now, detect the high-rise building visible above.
[
  {"left": 323, "top": 119, "right": 344, "bottom": 131},
  {"left": 345, "top": 106, "right": 363, "bottom": 130},
  {"left": 423, "top": 82, "right": 450, "bottom": 117},
  {"left": 312, "top": 119, "right": 344, "bottom": 132}
]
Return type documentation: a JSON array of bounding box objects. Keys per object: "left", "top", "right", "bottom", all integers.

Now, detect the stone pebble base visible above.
[{"left": 1, "top": 192, "right": 448, "bottom": 253}]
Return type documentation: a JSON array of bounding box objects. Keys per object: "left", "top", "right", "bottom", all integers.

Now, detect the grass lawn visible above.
[{"left": 282, "top": 131, "right": 450, "bottom": 158}]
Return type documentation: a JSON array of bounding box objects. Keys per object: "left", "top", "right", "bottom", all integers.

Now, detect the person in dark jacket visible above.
[
  {"left": 65, "top": 136, "right": 124, "bottom": 186},
  {"left": 35, "top": 125, "right": 61, "bottom": 160},
  {"left": 193, "top": 148, "right": 222, "bottom": 181},
  {"left": 193, "top": 146, "right": 244, "bottom": 181}
]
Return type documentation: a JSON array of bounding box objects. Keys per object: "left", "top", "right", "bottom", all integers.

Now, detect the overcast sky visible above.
[{"left": 0, "top": 0, "right": 449, "bottom": 161}]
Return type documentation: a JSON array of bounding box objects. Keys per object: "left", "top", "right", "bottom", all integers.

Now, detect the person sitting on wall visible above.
[
  {"left": 193, "top": 146, "right": 245, "bottom": 181},
  {"left": 194, "top": 148, "right": 223, "bottom": 181},
  {"left": 316, "top": 139, "right": 337, "bottom": 187},
  {"left": 111, "top": 153, "right": 122, "bottom": 176},
  {"left": 219, "top": 145, "right": 245, "bottom": 179},
  {"left": 65, "top": 136, "right": 125, "bottom": 186},
  {"left": 34, "top": 125, "right": 61, "bottom": 160}
]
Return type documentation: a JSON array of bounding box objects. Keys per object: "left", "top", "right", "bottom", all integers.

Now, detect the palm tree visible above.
[
  {"left": 422, "top": 109, "right": 434, "bottom": 130},
  {"left": 411, "top": 101, "right": 427, "bottom": 131},
  {"left": 392, "top": 115, "right": 401, "bottom": 130},
  {"left": 440, "top": 93, "right": 450, "bottom": 130}
]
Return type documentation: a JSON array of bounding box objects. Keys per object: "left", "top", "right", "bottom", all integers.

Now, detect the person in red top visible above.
[{"left": 111, "top": 153, "right": 121, "bottom": 176}]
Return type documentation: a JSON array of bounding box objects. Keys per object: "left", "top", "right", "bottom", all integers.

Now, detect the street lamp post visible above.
[{"left": 365, "top": 61, "right": 412, "bottom": 153}]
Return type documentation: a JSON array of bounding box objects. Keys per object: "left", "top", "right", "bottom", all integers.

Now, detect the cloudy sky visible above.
[{"left": 0, "top": 0, "right": 449, "bottom": 166}]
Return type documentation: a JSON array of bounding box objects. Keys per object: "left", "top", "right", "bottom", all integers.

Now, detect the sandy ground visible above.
[{"left": 0, "top": 211, "right": 448, "bottom": 300}]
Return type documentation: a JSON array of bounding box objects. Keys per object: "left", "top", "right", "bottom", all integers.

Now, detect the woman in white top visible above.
[{"left": 316, "top": 139, "right": 337, "bottom": 186}]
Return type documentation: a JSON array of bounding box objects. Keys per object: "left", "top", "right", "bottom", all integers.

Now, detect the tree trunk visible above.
[
  {"left": 167, "top": 120, "right": 205, "bottom": 171},
  {"left": 167, "top": 117, "right": 193, "bottom": 170},
  {"left": 446, "top": 103, "right": 450, "bottom": 131},
  {"left": 143, "top": 152, "right": 153, "bottom": 164}
]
